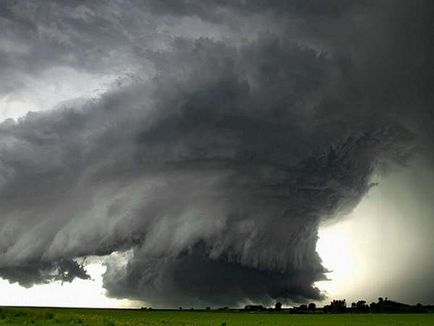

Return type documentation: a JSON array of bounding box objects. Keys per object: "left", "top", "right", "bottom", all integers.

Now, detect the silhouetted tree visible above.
[
  {"left": 323, "top": 305, "right": 331, "bottom": 313},
  {"left": 274, "top": 302, "right": 282, "bottom": 311},
  {"left": 299, "top": 304, "right": 308, "bottom": 312},
  {"left": 328, "top": 300, "right": 346, "bottom": 313},
  {"left": 308, "top": 303, "right": 316, "bottom": 311},
  {"left": 353, "top": 300, "right": 369, "bottom": 313}
]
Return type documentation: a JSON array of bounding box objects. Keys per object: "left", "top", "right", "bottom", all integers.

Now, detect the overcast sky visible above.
[{"left": 0, "top": 0, "right": 432, "bottom": 308}]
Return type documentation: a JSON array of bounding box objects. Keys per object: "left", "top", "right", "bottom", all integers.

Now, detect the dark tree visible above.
[
  {"left": 323, "top": 305, "right": 331, "bottom": 313},
  {"left": 308, "top": 303, "right": 316, "bottom": 311},
  {"left": 298, "top": 304, "right": 308, "bottom": 312},
  {"left": 275, "top": 302, "right": 282, "bottom": 311},
  {"left": 329, "top": 300, "right": 346, "bottom": 313}
]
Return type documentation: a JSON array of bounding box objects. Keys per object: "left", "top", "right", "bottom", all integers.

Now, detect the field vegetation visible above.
[{"left": 0, "top": 307, "right": 433, "bottom": 326}]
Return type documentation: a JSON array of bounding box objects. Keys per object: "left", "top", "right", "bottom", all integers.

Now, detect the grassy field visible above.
[{"left": 0, "top": 307, "right": 433, "bottom": 325}]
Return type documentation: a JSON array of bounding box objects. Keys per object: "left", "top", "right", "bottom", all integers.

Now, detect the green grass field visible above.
[{"left": 0, "top": 307, "right": 433, "bottom": 325}]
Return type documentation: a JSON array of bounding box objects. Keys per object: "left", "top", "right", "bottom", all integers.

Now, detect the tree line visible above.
[
  {"left": 243, "top": 297, "right": 429, "bottom": 314},
  {"left": 140, "top": 297, "right": 432, "bottom": 313}
]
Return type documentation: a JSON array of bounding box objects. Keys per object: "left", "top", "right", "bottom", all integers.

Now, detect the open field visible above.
[{"left": 0, "top": 308, "right": 434, "bottom": 326}]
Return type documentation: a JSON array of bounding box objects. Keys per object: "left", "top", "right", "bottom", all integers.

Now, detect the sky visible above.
[{"left": 0, "top": 0, "right": 433, "bottom": 308}]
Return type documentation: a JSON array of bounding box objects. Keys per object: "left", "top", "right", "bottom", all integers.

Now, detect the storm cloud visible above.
[{"left": 0, "top": 0, "right": 432, "bottom": 306}]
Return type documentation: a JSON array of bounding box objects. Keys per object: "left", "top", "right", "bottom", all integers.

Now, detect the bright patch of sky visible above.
[
  {"left": 316, "top": 160, "right": 434, "bottom": 305},
  {"left": 0, "top": 256, "right": 142, "bottom": 308},
  {"left": 0, "top": 67, "right": 118, "bottom": 122}
]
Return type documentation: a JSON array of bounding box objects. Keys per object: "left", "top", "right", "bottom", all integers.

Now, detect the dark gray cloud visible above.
[{"left": 0, "top": 0, "right": 432, "bottom": 306}]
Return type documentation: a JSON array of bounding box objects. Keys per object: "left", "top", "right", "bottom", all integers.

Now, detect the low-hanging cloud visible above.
[{"left": 0, "top": 0, "right": 431, "bottom": 306}]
